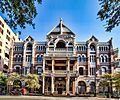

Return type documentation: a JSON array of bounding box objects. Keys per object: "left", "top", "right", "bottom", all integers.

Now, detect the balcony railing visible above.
[
  {"left": 48, "top": 48, "right": 73, "bottom": 52},
  {"left": 45, "top": 70, "right": 52, "bottom": 73},
  {"left": 54, "top": 70, "right": 66, "bottom": 73},
  {"left": 45, "top": 53, "right": 74, "bottom": 57}
]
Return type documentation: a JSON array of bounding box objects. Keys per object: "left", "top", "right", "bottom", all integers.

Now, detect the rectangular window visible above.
[
  {"left": 0, "top": 49, "right": 1, "bottom": 53},
  {"left": 13, "top": 37, "right": 15, "bottom": 41},
  {"left": 0, "top": 56, "right": 1, "bottom": 60},
  {"left": 7, "top": 29, "right": 10, "bottom": 35},
  {"left": 0, "top": 41, "right": 2, "bottom": 46},
  {"left": 5, "top": 53, "right": 9, "bottom": 59},
  {"left": 0, "top": 27, "right": 3, "bottom": 35},
  {"left": 0, "top": 21, "right": 4, "bottom": 28},
  {"left": 37, "top": 67, "right": 42, "bottom": 75},
  {"left": 6, "top": 35, "right": 10, "bottom": 41}
]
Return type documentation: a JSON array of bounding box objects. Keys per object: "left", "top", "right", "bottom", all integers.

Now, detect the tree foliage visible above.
[
  {"left": 97, "top": 0, "right": 120, "bottom": 32},
  {"left": 0, "top": 0, "right": 42, "bottom": 30},
  {"left": 113, "top": 71, "right": 120, "bottom": 92},
  {"left": 0, "top": 71, "right": 6, "bottom": 85},
  {"left": 100, "top": 73, "right": 112, "bottom": 87},
  {"left": 7, "top": 72, "right": 21, "bottom": 87},
  {"left": 25, "top": 74, "right": 40, "bottom": 91}
]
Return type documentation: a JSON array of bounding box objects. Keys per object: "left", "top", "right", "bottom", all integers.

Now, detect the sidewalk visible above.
[{"left": 0, "top": 96, "right": 119, "bottom": 100}]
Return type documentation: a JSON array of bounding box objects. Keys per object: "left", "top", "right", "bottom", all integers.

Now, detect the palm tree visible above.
[{"left": 25, "top": 74, "right": 40, "bottom": 94}]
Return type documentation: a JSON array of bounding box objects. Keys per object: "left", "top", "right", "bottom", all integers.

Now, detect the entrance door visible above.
[{"left": 57, "top": 88, "right": 62, "bottom": 94}]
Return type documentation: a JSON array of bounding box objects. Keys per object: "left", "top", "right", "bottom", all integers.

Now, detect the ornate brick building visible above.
[{"left": 12, "top": 19, "right": 115, "bottom": 95}]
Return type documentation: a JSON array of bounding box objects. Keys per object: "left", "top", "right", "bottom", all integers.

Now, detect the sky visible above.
[{"left": 1, "top": 0, "right": 120, "bottom": 53}]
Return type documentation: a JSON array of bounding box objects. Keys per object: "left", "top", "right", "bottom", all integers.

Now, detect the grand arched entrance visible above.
[
  {"left": 54, "top": 77, "right": 66, "bottom": 95},
  {"left": 78, "top": 81, "right": 86, "bottom": 94},
  {"left": 90, "top": 82, "right": 95, "bottom": 93}
]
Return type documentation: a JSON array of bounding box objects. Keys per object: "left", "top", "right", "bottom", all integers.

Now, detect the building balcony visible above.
[
  {"left": 45, "top": 53, "right": 74, "bottom": 57},
  {"left": 26, "top": 50, "right": 32, "bottom": 52},
  {"left": 45, "top": 70, "right": 52, "bottom": 73},
  {"left": 78, "top": 61, "right": 87, "bottom": 66},
  {"left": 54, "top": 70, "right": 66, "bottom": 73},
  {"left": 100, "top": 62, "right": 110, "bottom": 66},
  {"left": 49, "top": 48, "right": 73, "bottom": 52},
  {"left": 34, "top": 61, "right": 43, "bottom": 64},
  {"left": 13, "top": 61, "right": 22, "bottom": 64}
]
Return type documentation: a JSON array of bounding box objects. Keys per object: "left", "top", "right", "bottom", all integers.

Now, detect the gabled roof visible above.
[
  {"left": 87, "top": 35, "right": 98, "bottom": 43},
  {"left": 47, "top": 18, "right": 75, "bottom": 36},
  {"left": 24, "top": 35, "right": 34, "bottom": 42}
]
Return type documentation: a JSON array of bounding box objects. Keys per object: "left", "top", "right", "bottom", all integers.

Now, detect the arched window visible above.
[
  {"left": 37, "top": 67, "right": 42, "bottom": 75},
  {"left": 77, "top": 55, "right": 81, "bottom": 62},
  {"left": 101, "top": 56, "right": 104, "bottom": 62},
  {"left": 56, "top": 40, "right": 66, "bottom": 48},
  {"left": 90, "top": 82, "right": 95, "bottom": 93},
  {"left": 101, "top": 47, "right": 103, "bottom": 51},
  {"left": 99, "top": 47, "right": 101, "bottom": 51},
  {"left": 36, "top": 55, "right": 43, "bottom": 62},
  {"left": 81, "top": 46, "right": 83, "bottom": 51},
  {"left": 78, "top": 81, "right": 86, "bottom": 94},
  {"left": 15, "top": 55, "right": 19, "bottom": 62},
  {"left": 26, "top": 43, "right": 32, "bottom": 50},
  {"left": 18, "top": 55, "right": 22, "bottom": 62},
  {"left": 82, "top": 55, "right": 85, "bottom": 62},
  {"left": 16, "top": 66, "right": 20, "bottom": 74},
  {"left": 79, "top": 46, "right": 81, "bottom": 51},
  {"left": 90, "top": 44, "right": 95, "bottom": 51},
  {"left": 104, "top": 56, "right": 108, "bottom": 62},
  {"left": 79, "top": 67, "right": 84, "bottom": 75},
  {"left": 77, "top": 46, "right": 79, "bottom": 51},
  {"left": 101, "top": 67, "right": 107, "bottom": 75}
]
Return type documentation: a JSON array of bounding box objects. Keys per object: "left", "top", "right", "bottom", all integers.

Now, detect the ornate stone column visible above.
[
  {"left": 42, "top": 76, "right": 45, "bottom": 94},
  {"left": 51, "top": 76, "right": 54, "bottom": 94},
  {"left": 51, "top": 59, "right": 54, "bottom": 94},
  {"left": 42, "top": 58, "right": 45, "bottom": 94},
  {"left": 52, "top": 59, "right": 54, "bottom": 73},
  {"left": 66, "top": 59, "right": 70, "bottom": 95}
]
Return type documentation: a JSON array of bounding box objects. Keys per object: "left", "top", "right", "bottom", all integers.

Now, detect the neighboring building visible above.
[
  {"left": 0, "top": 16, "right": 20, "bottom": 74},
  {"left": 12, "top": 19, "right": 116, "bottom": 95}
]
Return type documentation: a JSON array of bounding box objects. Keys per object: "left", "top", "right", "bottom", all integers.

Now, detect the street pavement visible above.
[{"left": 0, "top": 96, "right": 119, "bottom": 100}]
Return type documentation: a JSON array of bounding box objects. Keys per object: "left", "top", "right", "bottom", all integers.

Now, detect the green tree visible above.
[
  {"left": 99, "top": 73, "right": 112, "bottom": 96},
  {"left": 0, "top": 0, "right": 42, "bottom": 30},
  {"left": 25, "top": 74, "right": 40, "bottom": 93},
  {"left": 0, "top": 71, "right": 6, "bottom": 94},
  {"left": 7, "top": 72, "right": 21, "bottom": 88},
  {"left": 113, "top": 71, "right": 120, "bottom": 96},
  {"left": 0, "top": 71, "right": 6, "bottom": 85},
  {"left": 97, "top": 0, "right": 120, "bottom": 32}
]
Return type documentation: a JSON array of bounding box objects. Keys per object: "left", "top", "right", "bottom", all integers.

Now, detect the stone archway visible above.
[
  {"left": 89, "top": 82, "right": 95, "bottom": 93},
  {"left": 56, "top": 40, "right": 66, "bottom": 48},
  {"left": 78, "top": 81, "right": 86, "bottom": 94}
]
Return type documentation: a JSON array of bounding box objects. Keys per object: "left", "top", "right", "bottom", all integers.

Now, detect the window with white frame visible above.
[
  {"left": 81, "top": 55, "right": 85, "bottom": 62},
  {"left": 36, "top": 54, "right": 43, "bottom": 62},
  {"left": 37, "top": 67, "right": 42, "bottom": 75},
  {"left": 77, "top": 55, "right": 81, "bottom": 63}
]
